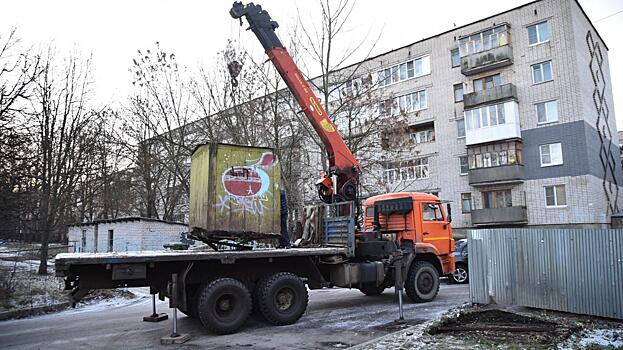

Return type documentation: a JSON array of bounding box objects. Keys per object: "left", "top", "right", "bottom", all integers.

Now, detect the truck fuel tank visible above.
[{"left": 329, "top": 261, "right": 384, "bottom": 288}]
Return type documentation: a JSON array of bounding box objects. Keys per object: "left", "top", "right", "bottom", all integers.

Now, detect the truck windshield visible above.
[{"left": 422, "top": 203, "right": 444, "bottom": 221}]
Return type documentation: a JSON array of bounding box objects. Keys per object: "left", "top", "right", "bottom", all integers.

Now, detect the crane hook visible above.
[{"left": 227, "top": 60, "right": 242, "bottom": 87}]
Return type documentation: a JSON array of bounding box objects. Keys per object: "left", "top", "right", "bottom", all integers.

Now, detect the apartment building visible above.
[{"left": 322, "top": 0, "right": 621, "bottom": 232}]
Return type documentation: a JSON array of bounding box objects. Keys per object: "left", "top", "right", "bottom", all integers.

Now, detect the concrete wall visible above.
[{"left": 67, "top": 220, "right": 193, "bottom": 253}]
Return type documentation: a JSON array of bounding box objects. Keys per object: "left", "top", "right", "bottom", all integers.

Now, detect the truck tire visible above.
[
  {"left": 358, "top": 283, "right": 386, "bottom": 296},
  {"left": 257, "top": 272, "right": 308, "bottom": 326},
  {"left": 405, "top": 261, "right": 440, "bottom": 303},
  {"left": 196, "top": 278, "right": 251, "bottom": 334}
]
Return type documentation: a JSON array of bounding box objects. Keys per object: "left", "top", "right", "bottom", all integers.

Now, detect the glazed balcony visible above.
[
  {"left": 461, "top": 45, "right": 513, "bottom": 76},
  {"left": 458, "top": 24, "right": 513, "bottom": 76}
]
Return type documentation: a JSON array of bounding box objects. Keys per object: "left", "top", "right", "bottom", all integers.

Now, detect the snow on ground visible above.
[
  {"left": 558, "top": 327, "right": 623, "bottom": 349},
  {"left": 17, "top": 288, "right": 149, "bottom": 321},
  {"left": 1, "top": 241, "right": 140, "bottom": 316}
]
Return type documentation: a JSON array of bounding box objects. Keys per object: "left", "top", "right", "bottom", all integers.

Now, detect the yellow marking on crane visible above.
[
  {"left": 320, "top": 119, "right": 335, "bottom": 133},
  {"left": 309, "top": 97, "right": 324, "bottom": 117}
]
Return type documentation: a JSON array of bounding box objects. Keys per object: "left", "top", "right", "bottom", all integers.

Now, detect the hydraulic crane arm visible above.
[{"left": 230, "top": 1, "right": 360, "bottom": 202}]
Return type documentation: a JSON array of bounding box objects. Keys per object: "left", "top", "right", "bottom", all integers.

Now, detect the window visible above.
[
  {"left": 482, "top": 190, "right": 512, "bottom": 209},
  {"left": 378, "top": 55, "right": 430, "bottom": 86},
  {"left": 454, "top": 83, "right": 464, "bottom": 102},
  {"left": 459, "top": 156, "right": 468, "bottom": 175},
  {"left": 536, "top": 100, "right": 558, "bottom": 124},
  {"left": 94, "top": 228, "right": 98, "bottom": 252},
  {"left": 81, "top": 229, "right": 87, "bottom": 252},
  {"left": 380, "top": 89, "right": 427, "bottom": 116},
  {"left": 410, "top": 129, "right": 435, "bottom": 144},
  {"left": 468, "top": 149, "right": 521, "bottom": 169},
  {"left": 473, "top": 74, "right": 501, "bottom": 92},
  {"left": 384, "top": 157, "right": 429, "bottom": 183},
  {"left": 328, "top": 78, "right": 366, "bottom": 102},
  {"left": 457, "top": 119, "right": 465, "bottom": 138},
  {"left": 108, "top": 229, "right": 114, "bottom": 252},
  {"left": 451, "top": 48, "right": 460, "bottom": 67},
  {"left": 532, "top": 61, "right": 553, "bottom": 84},
  {"left": 545, "top": 185, "right": 567, "bottom": 207},
  {"left": 528, "top": 21, "right": 550, "bottom": 45},
  {"left": 459, "top": 24, "right": 510, "bottom": 57},
  {"left": 545, "top": 185, "right": 566, "bottom": 207},
  {"left": 461, "top": 193, "right": 472, "bottom": 213},
  {"left": 540, "top": 143, "right": 563, "bottom": 167},
  {"left": 422, "top": 203, "right": 444, "bottom": 221},
  {"left": 465, "top": 103, "right": 506, "bottom": 130}
]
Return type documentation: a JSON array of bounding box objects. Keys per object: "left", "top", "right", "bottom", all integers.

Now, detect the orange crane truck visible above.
[{"left": 54, "top": 1, "right": 455, "bottom": 335}]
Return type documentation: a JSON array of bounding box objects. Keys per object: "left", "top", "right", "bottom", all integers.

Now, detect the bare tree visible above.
[
  {"left": 72, "top": 108, "right": 136, "bottom": 222},
  {"left": 125, "top": 43, "right": 194, "bottom": 221},
  {"left": 29, "top": 49, "right": 100, "bottom": 274},
  {"left": 296, "top": 0, "right": 405, "bottom": 200},
  {"left": 0, "top": 29, "right": 41, "bottom": 241}
]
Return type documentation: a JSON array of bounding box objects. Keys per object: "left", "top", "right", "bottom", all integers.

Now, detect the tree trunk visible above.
[
  {"left": 38, "top": 196, "right": 50, "bottom": 275},
  {"left": 38, "top": 232, "right": 49, "bottom": 275}
]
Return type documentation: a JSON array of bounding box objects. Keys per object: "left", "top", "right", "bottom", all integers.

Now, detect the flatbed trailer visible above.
[{"left": 55, "top": 246, "right": 371, "bottom": 334}]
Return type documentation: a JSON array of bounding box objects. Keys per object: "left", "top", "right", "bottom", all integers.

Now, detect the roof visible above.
[
  {"left": 364, "top": 192, "right": 440, "bottom": 205},
  {"left": 337, "top": 0, "right": 608, "bottom": 74},
  {"left": 68, "top": 217, "right": 187, "bottom": 228}
]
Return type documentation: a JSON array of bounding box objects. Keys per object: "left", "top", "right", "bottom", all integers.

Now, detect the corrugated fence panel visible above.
[{"left": 468, "top": 228, "right": 623, "bottom": 320}]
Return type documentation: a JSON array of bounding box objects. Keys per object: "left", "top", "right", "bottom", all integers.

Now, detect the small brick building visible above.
[{"left": 67, "top": 217, "right": 197, "bottom": 253}]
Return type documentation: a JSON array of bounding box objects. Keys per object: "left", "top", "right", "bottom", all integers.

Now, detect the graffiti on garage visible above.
[{"left": 215, "top": 152, "right": 278, "bottom": 215}]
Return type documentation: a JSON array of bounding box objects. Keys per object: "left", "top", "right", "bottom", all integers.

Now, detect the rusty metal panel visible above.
[
  {"left": 469, "top": 228, "right": 623, "bottom": 320},
  {"left": 189, "top": 143, "right": 281, "bottom": 240}
]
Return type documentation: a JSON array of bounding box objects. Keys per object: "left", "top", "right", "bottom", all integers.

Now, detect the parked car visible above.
[{"left": 450, "top": 239, "right": 469, "bottom": 284}]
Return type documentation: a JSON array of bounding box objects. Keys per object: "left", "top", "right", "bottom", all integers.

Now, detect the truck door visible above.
[{"left": 420, "top": 202, "right": 450, "bottom": 253}]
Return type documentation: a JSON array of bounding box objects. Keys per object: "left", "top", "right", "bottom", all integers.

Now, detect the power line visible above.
[{"left": 595, "top": 8, "right": 623, "bottom": 23}]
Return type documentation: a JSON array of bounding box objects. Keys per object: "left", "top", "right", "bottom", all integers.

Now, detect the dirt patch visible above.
[
  {"left": 428, "top": 309, "right": 578, "bottom": 347},
  {"left": 372, "top": 318, "right": 427, "bottom": 332}
]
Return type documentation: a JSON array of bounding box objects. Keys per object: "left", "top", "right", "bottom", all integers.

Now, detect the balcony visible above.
[
  {"left": 464, "top": 101, "right": 521, "bottom": 146},
  {"left": 471, "top": 206, "right": 527, "bottom": 226},
  {"left": 464, "top": 83, "right": 517, "bottom": 109},
  {"left": 461, "top": 45, "right": 513, "bottom": 76},
  {"left": 468, "top": 164, "right": 524, "bottom": 186}
]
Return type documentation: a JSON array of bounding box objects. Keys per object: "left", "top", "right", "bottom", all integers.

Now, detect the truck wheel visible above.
[
  {"left": 196, "top": 278, "right": 251, "bottom": 334},
  {"left": 405, "top": 261, "right": 440, "bottom": 303},
  {"left": 257, "top": 272, "right": 308, "bottom": 326},
  {"left": 358, "top": 283, "right": 386, "bottom": 296}
]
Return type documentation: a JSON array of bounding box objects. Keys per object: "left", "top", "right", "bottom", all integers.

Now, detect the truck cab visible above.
[{"left": 363, "top": 192, "right": 456, "bottom": 287}]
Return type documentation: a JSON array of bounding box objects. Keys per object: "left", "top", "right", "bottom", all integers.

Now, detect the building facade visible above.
[
  {"left": 67, "top": 217, "right": 195, "bottom": 253},
  {"left": 320, "top": 0, "right": 621, "bottom": 233}
]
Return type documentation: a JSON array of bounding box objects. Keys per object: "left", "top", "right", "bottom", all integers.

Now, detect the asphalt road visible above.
[{"left": 0, "top": 283, "right": 469, "bottom": 350}]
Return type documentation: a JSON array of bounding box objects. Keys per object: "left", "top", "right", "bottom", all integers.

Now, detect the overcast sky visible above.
[{"left": 2, "top": 0, "right": 622, "bottom": 128}]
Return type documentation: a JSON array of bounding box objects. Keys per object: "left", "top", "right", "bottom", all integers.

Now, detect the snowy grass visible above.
[{"left": 0, "top": 241, "right": 135, "bottom": 316}]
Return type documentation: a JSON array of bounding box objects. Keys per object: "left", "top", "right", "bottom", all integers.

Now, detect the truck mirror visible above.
[{"left": 446, "top": 203, "right": 452, "bottom": 223}]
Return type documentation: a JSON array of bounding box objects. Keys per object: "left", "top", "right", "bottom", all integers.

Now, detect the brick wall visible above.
[{"left": 67, "top": 220, "right": 195, "bottom": 253}]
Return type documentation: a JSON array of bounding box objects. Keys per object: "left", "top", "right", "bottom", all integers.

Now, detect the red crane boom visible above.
[{"left": 230, "top": 1, "right": 360, "bottom": 203}]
